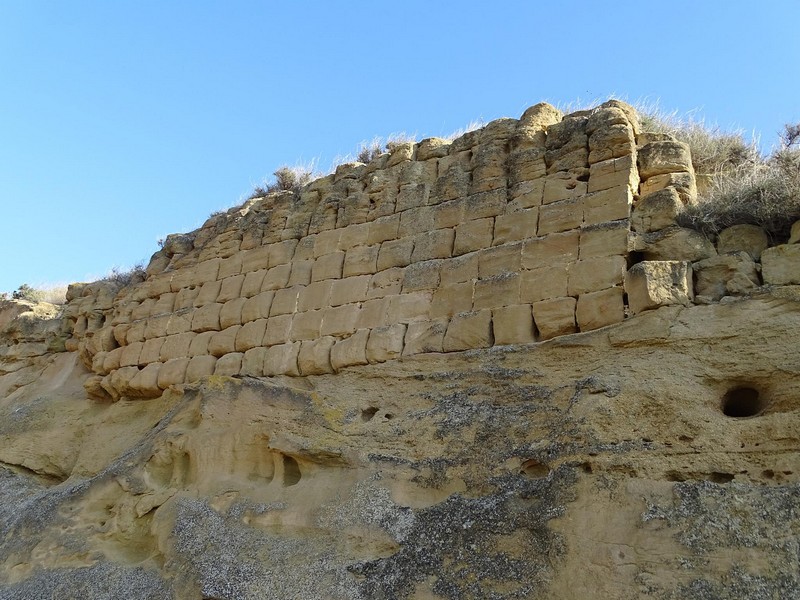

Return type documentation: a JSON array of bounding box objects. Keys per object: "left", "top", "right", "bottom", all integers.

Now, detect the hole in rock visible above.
[
  {"left": 762, "top": 469, "right": 775, "bottom": 479},
  {"left": 383, "top": 413, "right": 394, "bottom": 421},
  {"left": 361, "top": 407, "right": 379, "bottom": 422},
  {"left": 520, "top": 459, "right": 550, "bottom": 478},
  {"left": 721, "top": 387, "right": 764, "bottom": 418},
  {"left": 282, "top": 455, "right": 301, "bottom": 487}
]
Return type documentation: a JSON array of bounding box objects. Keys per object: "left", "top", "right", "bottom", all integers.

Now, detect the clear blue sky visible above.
[{"left": 1, "top": 1, "right": 798, "bottom": 293}]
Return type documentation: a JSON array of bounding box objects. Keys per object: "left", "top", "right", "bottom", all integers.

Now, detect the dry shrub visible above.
[
  {"left": 356, "top": 137, "right": 384, "bottom": 163},
  {"left": 250, "top": 165, "right": 316, "bottom": 199}
]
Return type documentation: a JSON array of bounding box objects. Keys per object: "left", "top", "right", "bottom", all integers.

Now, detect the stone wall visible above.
[{"left": 61, "top": 100, "right": 708, "bottom": 401}]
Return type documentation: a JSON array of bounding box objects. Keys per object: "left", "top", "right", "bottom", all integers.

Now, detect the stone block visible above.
[
  {"left": 493, "top": 304, "right": 535, "bottom": 345},
  {"left": 298, "top": 337, "right": 336, "bottom": 375},
  {"left": 440, "top": 253, "right": 479, "bottom": 284},
  {"left": 312, "top": 251, "right": 345, "bottom": 282},
  {"left": 139, "top": 337, "right": 165, "bottom": 365},
  {"left": 543, "top": 173, "right": 587, "bottom": 205},
  {"left": 241, "top": 291, "right": 274, "bottom": 323},
  {"left": 157, "top": 357, "right": 190, "bottom": 389},
  {"left": 538, "top": 199, "right": 582, "bottom": 235},
  {"left": 473, "top": 272, "right": 520, "bottom": 309},
  {"left": 588, "top": 154, "right": 638, "bottom": 193},
  {"left": 165, "top": 310, "right": 193, "bottom": 337},
  {"left": 403, "top": 318, "right": 448, "bottom": 355},
  {"left": 454, "top": 218, "right": 494, "bottom": 256},
  {"left": 624, "top": 261, "right": 693, "bottom": 315},
  {"left": 160, "top": 332, "right": 195, "bottom": 361},
  {"left": 717, "top": 224, "right": 769, "bottom": 261},
  {"left": 191, "top": 303, "right": 222, "bottom": 332},
  {"left": 214, "top": 353, "right": 242, "bottom": 377},
  {"left": 241, "top": 347, "right": 268, "bottom": 377},
  {"left": 193, "top": 280, "right": 222, "bottom": 308},
  {"left": 368, "top": 214, "right": 400, "bottom": 245},
  {"left": 583, "top": 185, "right": 633, "bottom": 226},
  {"left": 288, "top": 259, "right": 313, "bottom": 286},
  {"left": 576, "top": 287, "right": 625, "bottom": 331},
  {"left": 144, "top": 314, "right": 170, "bottom": 339},
  {"left": 264, "top": 314, "right": 293, "bottom": 346},
  {"left": 343, "top": 244, "right": 379, "bottom": 277},
  {"left": 218, "top": 255, "right": 243, "bottom": 280},
  {"left": 634, "top": 226, "right": 716, "bottom": 262},
  {"left": 152, "top": 293, "right": 176, "bottom": 315},
  {"left": 367, "top": 268, "right": 404, "bottom": 299},
  {"left": 170, "top": 259, "right": 220, "bottom": 292},
  {"left": 378, "top": 238, "right": 414, "bottom": 270},
  {"left": 759, "top": 244, "right": 800, "bottom": 285},
  {"left": 128, "top": 363, "right": 163, "bottom": 398},
  {"left": 520, "top": 266, "right": 569, "bottom": 303},
  {"left": 567, "top": 255, "right": 626, "bottom": 296},
  {"left": 186, "top": 355, "right": 217, "bottom": 382},
  {"left": 790, "top": 220, "right": 800, "bottom": 244},
  {"left": 631, "top": 188, "right": 682, "bottom": 233},
  {"left": 188, "top": 331, "right": 215, "bottom": 357},
  {"left": 120, "top": 341, "right": 143, "bottom": 367},
  {"left": 443, "top": 310, "right": 493, "bottom": 351},
  {"left": 236, "top": 318, "right": 268, "bottom": 351},
  {"left": 508, "top": 148, "right": 547, "bottom": 185},
  {"left": 508, "top": 179, "right": 545, "bottom": 211},
  {"left": 588, "top": 120, "right": 635, "bottom": 164},
  {"left": 313, "top": 229, "right": 342, "bottom": 259},
  {"left": 299, "top": 280, "right": 333, "bottom": 311},
  {"left": 403, "top": 260, "right": 441, "bottom": 292},
  {"left": 331, "top": 329, "right": 370, "bottom": 371},
  {"left": 478, "top": 242, "right": 523, "bottom": 278},
  {"left": 240, "top": 246, "right": 272, "bottom": 274},
  {"left": 639, "top": 171, "right": 697, "bottom": 205},
  {"left": 338, "top": 223, "right": 370, "bottom": 250},
  {"left": 579, "top": 222, "right": 629, "bottom": 259},
  {"left": 264, "top": 342, "right": 301, "bottom": 376},
  {"left": 388, "top": 291, "right": 432, "bottom": 323},
  {"left": 694, "top": 253, "right": 760, "bottom": 300},
  {"left": 290, "top": 311, "right": 323, "bottom": 341},
  {"left": 411, "top": 229, "right": 454, "bottom": 262},
  {"left": 174, "top": 287, "right": 200, "bottom": 310},
  {"left": 357, "top": 298, "right": 390, "bottom": 329},
  {"left": 241, "top": 269, "right": 267, "bottom": 298},
  {"left": 330, "top": 275, "right": 370, "bottom": 306},
  {"left": 431, "top": 282, "right": 474, "bottom": 318},
  {"left": 321, "top": 304, "right": 360, "bottom": 337},
  {"left": 465, "top": 189, "right": 506, "bottom": 219},
  {"left": 103, "top": 347, "right": 123, "bottom": 373},
  {"left": 432, "top": 165, "right": 469, "bottom": 203},
  {"left": 494, "top": 208, "right": 539, "bottom": 245},
  {"left": 219, "top": 297, "right": 247, "bottom": 329},
  {"left": 366, "top": 324, "right": 407, "bottom": 363},
  {"left": 208, "top": 325, "right": 241, "bottom": 357},
  {"left": 270, "top": 287, "right": 301, "bottom": 316},
  {"left": 269, "top": 239, "right": 298, "bottom": 267},
  {"left": 432, "top": 199, "right": 466, "bottom": 229},
  {"left": 262, "top": 263, "right": 292, "bottom": 291},
  {"left": 532, "top": 297, "right": 577, "bottom": 340},
  {"left": 637, "top": 140, "right": 692, "bottom": 180}
]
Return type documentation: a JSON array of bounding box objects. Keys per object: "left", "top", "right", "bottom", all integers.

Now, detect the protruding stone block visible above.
[
  {"left": 236, "top": 319, "right": 268, "bottom": 351},
  {"left": 331, "top": 329, "right": 370, "bottom": 370},
  {"left": 241, "top": 291, "right": 274, "bottom": 323},
  {"left": 139, "top": 337, "right": 165, "bottom": 365},
  {"left": 264, "top": 342, "right": 301, "bottom": 376},
  {"left": 264, "top": 315, "right": 292, "bottom": 346},
  {"left": 631, "top": 188, "right": 682, "bottom": 233},
  {"left": 217, "top": 274, "right": 245, "bottom": 303},
  {"left": 532, "top": 297, "right": 577, "bottom": 340},
  {"left": 624, "top": 261, "right": 693, "bottom": 315},
  {"left": 128, "top": 363, "right": 162, "bottom": 398},
  {"left": 157, "top": 357, "right": 190, "bottom": 389},
  {"left": 493, "top": 304, "right": 535, "bottom": 345},
  {"left": 633, "top": 226, "right": 716, "bottom": 262},
  {"left": 403, "top": 318, "right": 448, "bottom": 355},
  {"left": 637, "top": 140, "right": 692, "bottom": 180},
  {"left": 186, "top": 355, "right": 217, "bottom": 382},
  {"left": 321, "top": 304, "right": 360, "bottom": 337},
  {"left": 576, "top": 287, "right": 625, "bottom": 331},
  {"left": 241, "top": 347, "right": 268, "bottom": 377},
  {"left": 219, "top": 298, "right": 247, "bottom": 329},
  {"left": 188, "top": 331, "right": 215, "bottom": 357},
  {"left": 443, "top": 310, "right": 493, "bottom": 351},
  {"left": 366, "top": 324, "right": 406, "bottom": 363},
  {"left": 191, "top": 303, "right": 222, "bottom": 333},
  {"left": 208, "top": 325, "right": 241, "bottom": 357}
]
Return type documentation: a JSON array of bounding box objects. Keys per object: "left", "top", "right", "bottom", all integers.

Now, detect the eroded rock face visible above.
[{"left": 2, "top": 291, "right": 800, "bottom": 599}]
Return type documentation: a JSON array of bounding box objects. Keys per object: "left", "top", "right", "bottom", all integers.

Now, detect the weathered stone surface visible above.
[
  {"left": 633, "top": 226, "right": 717, "bottom": 261},
  {"left": 637, "top": 140, "right": 692, "bottom": 179},
  {"left": 694, "top": 252, "right": 760, "bottom": 300},
  {"left": 631, "top": 187, "right": 682, "bottom": 233},
  {"left": 532, "top": 296, "right": 576, "bottom": 340},
  {"left": 330, "top": 329, "right": 369, "bottom": 370},
  {"left": 366, "top": 324, "right": 406, "bottom": 363},
  {"left": 625, "top": 260, "right": 693, "bottom": 315},
  {"left": 442, "top": 310, "right": 492, "bottom": 351},
  {"left": 576, "top": 287, "right": 625, "bottom": 331},
  {"left": 761, "top": 244, "right": 800, "bottom": 285},
  {"left": 492, "top": 304, "right": 535, "bottom": 345},
  {"left": 716, "top": 224, "right": 769, "bottom": 260}
]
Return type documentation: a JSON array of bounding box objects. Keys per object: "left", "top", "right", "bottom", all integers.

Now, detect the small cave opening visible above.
[
  {"left": 361, "top": 407, "right": 379, "bottom": 422},
  {"left": 282, "top": 454, "right": 302, "bottom": 487},
  {"left": 721, "top": 386, "right": 764, "bottom": 418}
]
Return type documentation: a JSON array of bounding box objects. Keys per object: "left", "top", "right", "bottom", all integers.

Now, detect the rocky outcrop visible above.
[{"left": 2, "top": 101, "right": 800, "bottom": 599}]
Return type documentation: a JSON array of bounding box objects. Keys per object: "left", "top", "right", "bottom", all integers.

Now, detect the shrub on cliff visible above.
[{"left": 250, "top": 166, "right": 315, "bottom": 198}]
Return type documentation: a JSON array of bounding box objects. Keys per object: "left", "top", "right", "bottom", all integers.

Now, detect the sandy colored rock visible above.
[
  {"left": 298, "top": 336, "right": 335, "bottom": 375},
  {"left": 442, "top": 310, "right": 492, "bottom": 351},
  {"left": 492, "top": 304, "right": 535, "bottom": 345},
  {"left": 532, "top": 296, "right": 576, "bottom": 339},
  {"left": 576, "top": 287, "right": 625, "bottom": 331},
  {"left": 633, "top": 226, "right": 717, "bottom": 261},
  {"left": 716, "top": 224, "right": 769, "bottom": 260},
  {"left": 366, "top": 323, "right": 406, "bottom": 362},
  {"left": 330, "top": 329, "right": 369, "bottom": 370},
  {"left": 631, "top": 187, "right": 682, "bottom": 233},
  {"left": 694, "top": 253, "right": 760, "bottom": 301},
  {"left": 637, "top": 140, "right": 693, "bottom": 179},
  {"left": 761, "top": 244, "right": 800, "bottom": 285},
  {"left": 789, "top": 220, "right": 800, "bottom": 244},
  {"left": 625, "top": 260, "right": 693, "bottom": 315}
]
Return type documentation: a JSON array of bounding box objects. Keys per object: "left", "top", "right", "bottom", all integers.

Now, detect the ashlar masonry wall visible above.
[{"left": 63, "top": 100, "right": 680, "bottom": 401}]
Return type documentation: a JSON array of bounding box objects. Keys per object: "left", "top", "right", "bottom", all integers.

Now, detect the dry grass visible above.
[{"left": 250, "top": 164, "right": 317, "bottom": 199}]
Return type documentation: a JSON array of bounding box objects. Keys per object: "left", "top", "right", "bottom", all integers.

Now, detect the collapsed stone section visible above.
[{"left": 63, "top": 101, "right": 645, "bottom": 400}]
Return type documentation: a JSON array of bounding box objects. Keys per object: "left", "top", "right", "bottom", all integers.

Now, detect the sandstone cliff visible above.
[{"left": 2, "top": 101, "right": 799, "bottom": 599}]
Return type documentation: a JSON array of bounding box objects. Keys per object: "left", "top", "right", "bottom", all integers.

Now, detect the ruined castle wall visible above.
[{"left": 61, "top": 100, "right": 703, "bottom": 401}]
